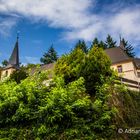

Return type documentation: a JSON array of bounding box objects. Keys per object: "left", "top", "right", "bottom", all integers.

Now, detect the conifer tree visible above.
[
  {"left": 90, "top": 38, "right": 106, "bottom": 49},
  {"left": 40, "top": 45, "right": 58, "bottom": 64},
  {"left": 91, "top": 38, "right": 99, "bottom": 48},
  {"left": 74, "top": 40, "right": 88, "bottom": 53},
  {"left": 99, "top": 41, "right": 106, "bottom": 49},
  {"left": 92, "top": 38, "right": 99, "bottom": 45},
  {"left": 122, "top": 38, "right": 135, "bottom": 58},
  {"left": 1, "top": 59, "right": 8, "bottom": 67},
  {"left": 105, "top": 34, "right": 117, "bottom": 48}
]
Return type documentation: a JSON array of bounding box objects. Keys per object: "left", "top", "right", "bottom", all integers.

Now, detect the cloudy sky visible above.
[{"left": 0, "top": 0, "right": 140, "bottom": 64}]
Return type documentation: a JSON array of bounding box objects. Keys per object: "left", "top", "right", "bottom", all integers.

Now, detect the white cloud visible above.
[
  {"left": 64, "top": 21, "right": 103, "bottom": 41},
  {"left": 0, "top": 0, "right": 94, "bottom": 29},
  {"left": 0, "top": 0, "right": 140, "bottom": 49},
  {"left": 109, "top": 8, "right": 140, "bottom": 40}
]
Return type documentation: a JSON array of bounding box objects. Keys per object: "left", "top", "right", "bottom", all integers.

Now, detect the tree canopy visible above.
[
  {"left": 55, "top": 45, "right": 113, "bottom": 95},
  {"left": 9, "top": 69, "right": 28, "bottom": 83},
  {"left": 105, "top": 34, "right": 117, "bottom": 48},
  {"left": 74, "top": 40, "right": 88, "bottom": 53},
  {"left": 90, "top": 35, "right": 135, "bottom": 58},
  {"left": 0, "top": 37, "right": 139, "bottom": 139},
  {"left": 0, "top": 70, "right": 117, "bottom": 139},
  {"left": 121, "top": 38, "right": 135, "bottom": 58},
  {"left": 40, "top": 45, "right": 58, "bottom": 64},
  {"left": 1, "top": 59, "right": 8, "bottom": 67}
]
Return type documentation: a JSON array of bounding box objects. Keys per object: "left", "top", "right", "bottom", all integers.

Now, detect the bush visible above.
[
  {"left": 10, "top": 69, "right": 28, "bottom": 83},
  {"left": 0, "top": 71, "right": 116, "bottom": 139},
  {"left": 55, "top": 46, "right": 113, "bottom": 95}
]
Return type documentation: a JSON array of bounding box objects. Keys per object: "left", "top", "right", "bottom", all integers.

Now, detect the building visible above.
[
  {"left": 105, "top": 41, "right": 140, "bottom": 83},
  {"left": 1, "top": 37, "right": 140, "bottom": 85},
  {"left": 1, "top": 37, "right": 20, "bottom": 79}
]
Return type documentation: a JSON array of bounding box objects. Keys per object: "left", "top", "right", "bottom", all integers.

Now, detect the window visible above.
[
  {"left": 137, "top": 72, "right": 140, "bottom": 78},
  {"left": 5, "top": 71, "right": 8, "bottom": 77},
  {"left": 117, "top": 65, "right": 123, "bottom": 73}
]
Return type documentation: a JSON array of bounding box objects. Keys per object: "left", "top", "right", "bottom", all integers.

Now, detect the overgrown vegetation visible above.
[
  {"left": 55, "top": 46, "right": 113, "bottom": 95},
  {"left": 0, "top": 37, "right": 139, "bottom": 139},
  {"left": 9, "top": 69, "right": 28, "bottom": 83},
  {"left": 0, "top": 70, "right": 118, "bottom": 139}
]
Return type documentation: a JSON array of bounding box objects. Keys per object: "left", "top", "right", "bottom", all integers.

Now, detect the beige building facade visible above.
[
  {"left": 1, "top": 37, "right": 19, "bottom": 80},
  {"left": 105, "top": 47, "right": 140, "bottom": 83},
  {"left": 1, "top": 67, "right": 16, "bottom": 79}
]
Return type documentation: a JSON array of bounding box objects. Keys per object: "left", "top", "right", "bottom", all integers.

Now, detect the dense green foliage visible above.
[
  {"left": 0, "top": 37, "right": 139, "bottom": 139},
  {"left": 110, "top": 86, "right": 140, "bottom": 139},
  {"left": 55, "top": 46, "right": 113, "bottom": 95},
  {"left": 40, "top": 45, "right": 58, "bottom": 64},
  {"left": 9, "top": 69, "right": 28, "bottom": 83},
  {"left": 0, "top": 71, "right": 117, "bottom": 139}
]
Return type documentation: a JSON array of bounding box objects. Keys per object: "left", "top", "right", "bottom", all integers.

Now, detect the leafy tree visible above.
[
  {"left": 121, "top": 38, "right": 135, "bottom": 57},
  {"left": 55, "top": 48, "right": 85, "bottom": 83},
  {"left": 55, "top": 45, "right": 113, "bottom": 95},
  {"left": 40, "top": 45, "right": 58, "bottom": 64},
  {"left": 105, "top": 34, "right": 117, "bottom": 48},
  {"left": 0, "top": 41, "right": 139, "bottom": 140},
  {"left": 0, "top": 70, "right": 117, "bottom": 139},
  {"left": 10, "top": 69, "right": 28, "bottom": 83},
  {"left": 81, "top": 46, "right": 113, "bottom": 94},
  {"left": 1, "top": 59, "right": 8, "bottom": 67},
  {"left": 74, "top": 40, "right": 88, "bottom": 53}
]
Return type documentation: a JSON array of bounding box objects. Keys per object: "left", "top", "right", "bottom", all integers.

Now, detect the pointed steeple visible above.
[{"left": 8, "top": 34, "right": 19, "bottom": 68}]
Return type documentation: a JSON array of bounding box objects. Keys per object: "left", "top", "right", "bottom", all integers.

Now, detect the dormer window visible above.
[{"left": 117, "top": 65, "right": 123, "bottom": 73}]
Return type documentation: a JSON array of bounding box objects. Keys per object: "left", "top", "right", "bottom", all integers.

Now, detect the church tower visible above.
[{"left": 1, "top": 35, "right": 20, "bottom": 79}]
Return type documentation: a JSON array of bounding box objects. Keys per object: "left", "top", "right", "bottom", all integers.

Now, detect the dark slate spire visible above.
[{"left": 8, "top": 35, "right": 19, "bottom": 68}]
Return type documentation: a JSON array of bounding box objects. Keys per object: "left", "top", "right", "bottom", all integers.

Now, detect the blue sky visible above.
[{"left": 0, "top": 0, "right": 140, "bottom": 65}]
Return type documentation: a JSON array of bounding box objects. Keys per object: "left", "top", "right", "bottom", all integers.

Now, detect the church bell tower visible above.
[{"left": 1, "top": 35, "right": 20, "bottom": 79}]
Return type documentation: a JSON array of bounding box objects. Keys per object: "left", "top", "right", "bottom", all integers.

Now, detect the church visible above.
[
  {"left": 1, "top": 36, "right": 20, "bottom": 79},
  {"left": 1, "top": 36, "right": 140, "bottom": 88}
]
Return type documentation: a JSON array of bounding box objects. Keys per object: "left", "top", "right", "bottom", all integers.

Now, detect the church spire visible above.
[{"left": 8, "top": 33, "right": 19, "bottom": 68}]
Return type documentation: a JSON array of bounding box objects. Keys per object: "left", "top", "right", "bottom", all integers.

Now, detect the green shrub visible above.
[
  {"left": 55, "top": 46, "right": 113, "bottom": 95},
  {"left": 0, "top": 71, "right": 116, "bottom": 139},
  {"left": 10, "top": 69, "right": 28, "bottom": 83}
]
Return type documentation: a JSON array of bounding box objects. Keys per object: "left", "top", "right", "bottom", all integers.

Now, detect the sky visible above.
[{"left": 0, "top": 0, "right": 140, "bottom": 65}]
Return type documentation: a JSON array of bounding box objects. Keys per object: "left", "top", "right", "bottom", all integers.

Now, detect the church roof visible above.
[
  {"left": 5, "top": 38, "right": 19, "bottom": 69},
  {"left": 105, "top": 47, "right": 131, "bottom": 64}
]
